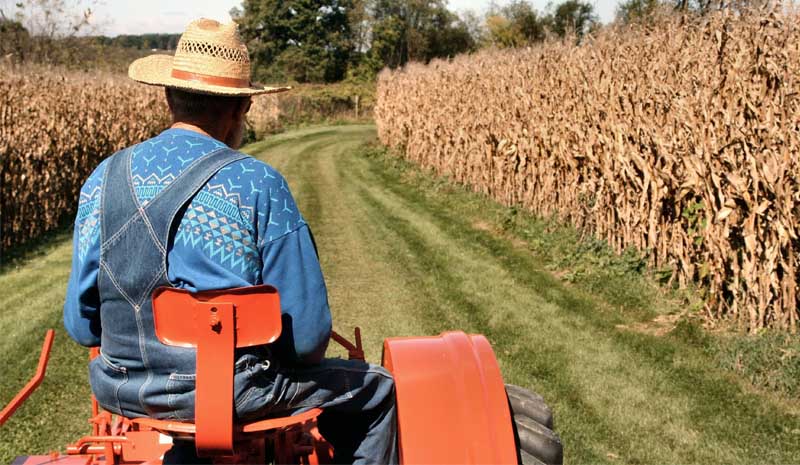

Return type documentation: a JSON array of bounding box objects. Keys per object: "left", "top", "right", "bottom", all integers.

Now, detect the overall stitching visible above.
[
  {"left": 135, "top": 258, "right": 167, "bottom": 416},
  {"left": 100, "top": 350, "right": 128, "bottom": 374},
  {"left": 112, "top": 370, "right": 128, "bottom": 415},
  {"left": 287, "top": 380, "right": 301, "bottom": 406},
  {"left": 233, "top": 361, "right": 272, "bottom": 409},
  {"left": 99, "top": 262, "right": 138, "bottom": 309},
  {"left": 167, "top": 373, "right": 196, "bottom": 419},
  {"left": 234, "top": 386, "right": 257, "bottom": 410},
  {"left": 101, "top": 148, "right": 139, "bottom": 251},
  {"left": 135, "top": 310, "right": 155, "bottom": 416},
  {"left": 139, "top": 206, "right": 167, "bottom": 256},
  {"left": 99, "top": 350, "right": 128, "bottom": 414},
  {"left": 135, "top": 265, "right": 167, "bottom": 308},
  {"left": 126, "top": 150, "right": 167, "bottom": 256},
  {"left": 101, "top": 214, "right": 142, "bottom": 253}
]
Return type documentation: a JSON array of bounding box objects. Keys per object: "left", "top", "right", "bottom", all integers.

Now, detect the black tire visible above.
[
  {"left": 506, "top": 384, "right": 563, "bottom": 465},
  {"left": 519, "top": 449, "right": 547, "bottom": 465},
  {"left": 506, "top": 384, "right": 554, "bottom": 429}
]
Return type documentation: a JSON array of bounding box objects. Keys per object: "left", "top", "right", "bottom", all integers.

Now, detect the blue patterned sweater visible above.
[{"left": 63, "top": 128, "right": 332, "bottom": 363}]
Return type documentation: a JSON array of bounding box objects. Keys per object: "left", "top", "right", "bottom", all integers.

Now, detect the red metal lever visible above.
[{"left": 0, "top": 329, "right": 55, "bottom": 426}]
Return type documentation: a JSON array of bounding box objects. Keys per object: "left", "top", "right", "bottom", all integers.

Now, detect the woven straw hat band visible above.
[{"left": 170, "top": 19, "right": 251, "bottom": 88}]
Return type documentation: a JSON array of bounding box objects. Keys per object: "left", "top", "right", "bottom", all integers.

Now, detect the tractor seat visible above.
[{"left": 145, "top": 285, "right": 322, "bottom": 456}]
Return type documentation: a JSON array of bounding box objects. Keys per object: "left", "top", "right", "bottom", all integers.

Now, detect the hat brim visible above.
[{"left": 129, "top": 55, "right": 291, "bottom": 97}]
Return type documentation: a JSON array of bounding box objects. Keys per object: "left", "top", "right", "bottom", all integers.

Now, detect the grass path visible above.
[{"left": 1, "top": 124, "right": 799, "bottom": 464}]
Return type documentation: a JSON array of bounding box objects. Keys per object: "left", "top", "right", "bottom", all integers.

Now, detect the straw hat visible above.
[{"left": 128, "top": 18, "right": 291, "bottom": 96}]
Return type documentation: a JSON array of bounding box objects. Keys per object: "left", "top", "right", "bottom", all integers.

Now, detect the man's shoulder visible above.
[
  {"left": 211, "top": 154, "right": 289, "bottom": 194},
  {"left": 80, "top": 156, "right": 112, "bottom": 199}
]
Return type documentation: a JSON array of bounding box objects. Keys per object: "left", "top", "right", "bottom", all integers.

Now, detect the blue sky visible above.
[{"left": 1, "top": 0, "right": 619, "bottom": 36}]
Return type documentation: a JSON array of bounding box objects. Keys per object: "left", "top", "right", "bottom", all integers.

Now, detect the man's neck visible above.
[{"left": 171, "top": 121, "right": 228, "bottom": 145}]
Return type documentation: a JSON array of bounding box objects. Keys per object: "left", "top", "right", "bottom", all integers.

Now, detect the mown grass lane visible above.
[{"left": 1, "top": 124, "right": 798, "bottom": 464}]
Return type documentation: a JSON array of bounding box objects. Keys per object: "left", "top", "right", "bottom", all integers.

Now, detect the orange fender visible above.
[{"left": 382, "top": 331, "right": 517, "bottom": 464}]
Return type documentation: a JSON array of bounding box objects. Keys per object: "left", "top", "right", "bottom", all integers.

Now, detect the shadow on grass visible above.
[{"left": 1, "top": 223, "right": 72, "bottom": 274}]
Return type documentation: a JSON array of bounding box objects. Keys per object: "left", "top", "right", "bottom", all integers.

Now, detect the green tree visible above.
[
  {"left": 485, "top": 15, "right": 517, "bottom": 47},
  {"left": 485, "top": 0, "right": 546, "bottom": 47},
  {"left": 616, "top": 0, "right": 662, "bottom": 23},
  {"left": 547, "top": 0, "right": 598, "bottom": 38},
  {"left": 422, "top": 5, "right": 474, "bottom": 60},
  {"left": 367, "top": 0, "right": 475, "bottom": 70},
  {"left": 233, "top": 0, "right": 357, "bottom": 83}
]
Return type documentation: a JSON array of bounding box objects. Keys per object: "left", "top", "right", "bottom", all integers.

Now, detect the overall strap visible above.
[
  {"left": 143, "top": 147, "right": 248, "bottom": 251},
  {"left": 100, "top": 146, "right": 248, "bottom": 252},
  {"left": 100, "top": 147, "right": 137, "bottom": 244}
]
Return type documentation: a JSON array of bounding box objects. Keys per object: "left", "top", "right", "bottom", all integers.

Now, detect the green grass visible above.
[{"left": 1, "top": 124, "right": 799, "bottom": 464}]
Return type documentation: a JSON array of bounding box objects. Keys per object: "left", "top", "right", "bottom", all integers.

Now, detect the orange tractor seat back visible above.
[
  {"left": 151, "top": 284, "right": 283, "bottom": 348},
  {"left": 149, "top": 285, "right": 306, "bottom": 457}
]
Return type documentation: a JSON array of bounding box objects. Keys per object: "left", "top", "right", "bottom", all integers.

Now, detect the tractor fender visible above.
[{"left": 382, "top": 331, "right": 517, "bottom": 464}]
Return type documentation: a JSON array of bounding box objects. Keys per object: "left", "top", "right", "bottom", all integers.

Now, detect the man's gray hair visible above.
[{"left": 165, "top": 88, "right": 249, "bottom": 121}]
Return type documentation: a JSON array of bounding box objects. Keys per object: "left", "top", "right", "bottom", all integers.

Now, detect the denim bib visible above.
[{"left": 90, "top": 145, "right": 247, "bottom": 420}]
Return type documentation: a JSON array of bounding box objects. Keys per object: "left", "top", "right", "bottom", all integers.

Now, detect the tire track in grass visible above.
[
  {"left": 257, "top": 127, "right": 620, "bottom": 462},
  {"left": 0, "top": 239, "right": 73, "bottom": 362},
  {"left": 345, "top": 164, "right": 663, "bottom": 464},
  {"left": 252, "top": 125, "right": 428, "bottom": 359}
]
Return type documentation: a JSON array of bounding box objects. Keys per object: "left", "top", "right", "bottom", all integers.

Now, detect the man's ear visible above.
[{"left": 234, "top": 97, "right": 252, "bottom": 120}]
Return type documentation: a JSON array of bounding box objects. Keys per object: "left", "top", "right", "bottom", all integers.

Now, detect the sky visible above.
[{"left": 0, "top": 0, "right": 619, "bottom": 37}]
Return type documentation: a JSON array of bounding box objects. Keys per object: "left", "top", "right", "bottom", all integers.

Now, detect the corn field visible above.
[
  {"left": 376, "top": 9, "right": 800, "bottom": 332},
  {"left": 0, "top": 65, "right": 169, "bottom": 254}
]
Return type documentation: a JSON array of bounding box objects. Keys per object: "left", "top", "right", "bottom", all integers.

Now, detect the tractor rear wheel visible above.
[{"left": 506, "top": 384, "right": 563, "bottom": 465}]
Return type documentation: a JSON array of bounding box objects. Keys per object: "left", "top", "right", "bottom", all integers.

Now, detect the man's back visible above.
[
  {"left": 63, "top": 128, "right": 332, "bottom": 420},
  {"left": 63, "top": 18, "right": 397, "bottom": 462}
]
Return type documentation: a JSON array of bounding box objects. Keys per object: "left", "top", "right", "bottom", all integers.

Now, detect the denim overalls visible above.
[
  {"left": 90, "top": 144, "right": 398, "bottom": 463},
  {"left": 90, "top": 146, "right": 247, "bottom": 420}
]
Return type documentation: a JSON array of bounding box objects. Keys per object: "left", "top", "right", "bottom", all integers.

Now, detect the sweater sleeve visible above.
[
  {"left": 257, "top": 168, "right": 331, "bottom": 365},
  {"left": 261, "top": 224, "right": 332, "bottom": 364},
  {"left": 63, "top": 160, "right": 107, "bottom": 347}
]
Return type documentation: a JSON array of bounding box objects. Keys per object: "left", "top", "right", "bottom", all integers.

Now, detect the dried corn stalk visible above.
[
  {"left": 375, "top": 8, "right": 800, "bottom": 332},
  {"left": 0, "top": 64, "right": 170, "bottom": 254}
]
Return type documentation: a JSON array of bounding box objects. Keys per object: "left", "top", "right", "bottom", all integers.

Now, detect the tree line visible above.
[
  {"left": 92, "top": 33, "right": 181, "bottom": 51},
  {"left": 232, "top": 0, "right": 603, "bottom": 84},
  {"left": 1, "top": 0, "right": 772, "bottom": 80},
  {"left": 231, "top": 0, "right": 766, "bottom": 84}
]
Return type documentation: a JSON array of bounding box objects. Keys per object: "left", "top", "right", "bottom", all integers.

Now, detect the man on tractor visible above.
[{"left": 62, "top": 18, "right": 397, "bottom": 465}]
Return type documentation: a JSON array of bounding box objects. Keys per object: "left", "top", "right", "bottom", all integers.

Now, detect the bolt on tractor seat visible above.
[{"left": 133, "top": 285, "right": 323, "bottom": 459}]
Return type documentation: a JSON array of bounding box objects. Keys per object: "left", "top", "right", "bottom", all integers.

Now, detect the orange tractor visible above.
[{"left": 1, "top": 286, "right": 562, "bottom": 465}]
